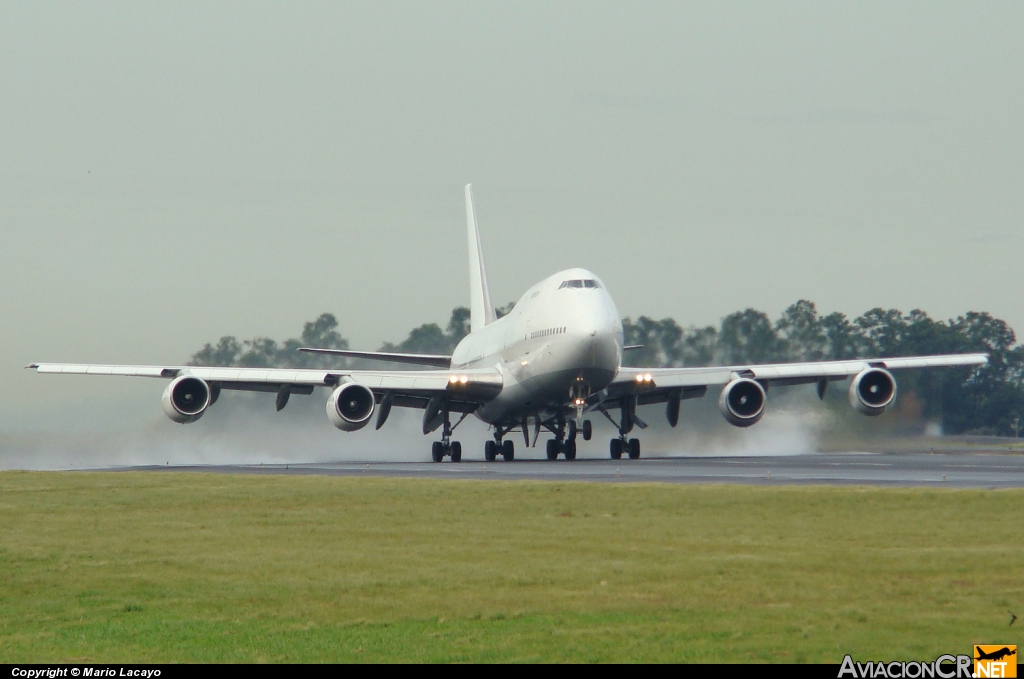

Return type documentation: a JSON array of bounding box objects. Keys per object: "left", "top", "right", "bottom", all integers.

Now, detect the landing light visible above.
[
  {"left": 460, "top": 375, "right": 469, "bottom": 384},
  {"left": 635, "top": 373, "right": 653, "bottom": 384}
]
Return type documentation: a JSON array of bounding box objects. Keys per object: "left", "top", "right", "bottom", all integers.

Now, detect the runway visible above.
[{"left": 109, "top": 451, "right": 1024, "bottom": 488}]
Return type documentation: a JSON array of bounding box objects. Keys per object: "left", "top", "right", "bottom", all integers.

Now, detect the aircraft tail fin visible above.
[{"left": 465, "top": 184, "right": 497, "bottom": 333}]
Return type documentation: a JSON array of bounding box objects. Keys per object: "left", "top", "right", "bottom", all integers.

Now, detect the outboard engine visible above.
[
  {"left": 327, "top": 382, "right": 375, "bottom": 431},
  {"left": 161, "top": 375, "right": 212, "bottom": 424},
  {"left": 719, "top": 378, "right": 766, "bottom": 427},
  {"left": 848, "top": 368, "right": 897, "bottom": 416}
]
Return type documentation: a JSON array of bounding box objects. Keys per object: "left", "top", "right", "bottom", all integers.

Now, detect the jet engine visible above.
[
  {"left": 161, "top": 375, "right": 212, "bottom": 424},
  {"left": 718, "top": 378, "right": 766, "bottom": 427},
  {"left": 326, "top": 382, "right": 375, "bottom": 431},
  {"left": 848, "top": 368, "right": 897, "bottom": 416}
]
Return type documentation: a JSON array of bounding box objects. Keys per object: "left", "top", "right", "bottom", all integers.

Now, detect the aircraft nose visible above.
[{"left": 571, "top": 319, "right": 619, "bottom": 371}]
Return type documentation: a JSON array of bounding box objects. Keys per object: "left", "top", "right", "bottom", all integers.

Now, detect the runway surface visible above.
[{"left": 108, "top": 451, "right": 1024, "bottom": 488}]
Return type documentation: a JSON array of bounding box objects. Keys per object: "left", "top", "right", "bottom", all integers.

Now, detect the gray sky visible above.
[{"left": 2, "top": 1, "right": 1022, "bottom": 431}]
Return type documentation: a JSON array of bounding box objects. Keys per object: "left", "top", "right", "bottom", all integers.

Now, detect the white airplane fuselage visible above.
[{"left": 450, "top": 267, "right": 623, "bottom": 424}]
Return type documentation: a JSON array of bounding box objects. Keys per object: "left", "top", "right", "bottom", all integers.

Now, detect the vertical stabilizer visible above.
[{"left": 465, "top": 184, "right": 497, "bottom": 333}]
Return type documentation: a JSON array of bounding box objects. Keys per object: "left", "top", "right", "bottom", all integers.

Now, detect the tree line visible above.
[{"left": 190, "top": 300, "right": 1024, "bottom": 436}]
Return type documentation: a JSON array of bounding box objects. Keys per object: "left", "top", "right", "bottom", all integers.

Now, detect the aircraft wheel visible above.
[
  {"left": 582, "top": 420, "right": 593, "bottom": 441},
  {"left": 610, "top": 438, "right": 623, "bottom": 460},
  {"left": 628, "top": 438, "right": 640, "bottom": 460},
  {"left": 450, "top": 441, "right": 462, "bottom": 463},
  {"left": 431, "top": 441, "right": 445, "bottom": 463},
  {"left": 484, "top": 440, "right": 497, "bottom": 462},
  {"left": 546, "top": 439, "right": 560, "bottom": 460},
  {"left": 502, "top": 439, "right": 515, "bottom": 461},
  {"left": 567, "top": 420, "right": 578, "bottom": 442},
  {"left": 564, "top": 440, "right": 577, "bottom": 460}
]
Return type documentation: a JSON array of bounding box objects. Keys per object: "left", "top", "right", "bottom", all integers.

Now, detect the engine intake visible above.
[
  {"left": 719, "top": 378, "right": 766, "bottom": 427},
  {"left": 162, "top": 375, "right": 211, "bottom": 424},
  {"left": 327, "top": 382, "right": 375, "bottom": 431},
  {"left": 848, "top": 368, "right": 896, "bottom": 416}
]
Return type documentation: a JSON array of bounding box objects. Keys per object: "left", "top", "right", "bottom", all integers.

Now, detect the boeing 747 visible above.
[{"left": 29, "top": 185, "right": 988, "bottom": 462}]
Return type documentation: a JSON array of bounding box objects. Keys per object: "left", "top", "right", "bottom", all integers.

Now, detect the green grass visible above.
[{"left": 0, "top": 472, "right": 1021, "bottom": 662}]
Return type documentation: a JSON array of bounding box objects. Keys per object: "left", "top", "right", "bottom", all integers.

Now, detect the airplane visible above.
[
  {"left": 29, "top": 185, "right": 989, "bottom": 463},
  {"left": 975, "top": 647, "right": 1016, "bottom": 662}
]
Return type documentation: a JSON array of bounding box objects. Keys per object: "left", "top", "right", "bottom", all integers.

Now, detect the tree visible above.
[
  {"left": 622, "top": 317, "right": 686, "bottom": 367},
  {"left": 682, "top": 326, "right": 717, "bottom": 366},
  {"left": 775, "top": 300, "right": 827, "bottom": 361},
  {"left": 718, "top": 309, "right": 782, "bottom": 364},
  {"left": 190, "top": 336, "right": 243, "bottom": 367},
  {"left": 819, "top": 312, "right": 860, "bottom": 360},
  {"left": 380, "top": 306, "right": 480, "bottom": 355}
]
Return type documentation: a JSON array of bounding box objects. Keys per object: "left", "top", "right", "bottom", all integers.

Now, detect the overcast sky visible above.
[{"left": 1, "top": 2, "right": 1022, "bottom": 431}]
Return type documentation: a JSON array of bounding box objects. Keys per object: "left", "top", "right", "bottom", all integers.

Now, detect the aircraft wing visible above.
[
  {"left": 603, "top": 353, "right": 989, "bottom": 404},
  {"left": 28, "top": 363, "right": 503, "bottom": 410}
]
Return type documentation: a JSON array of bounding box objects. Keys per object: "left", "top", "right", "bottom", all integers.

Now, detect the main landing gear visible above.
[
  {"left": 484, "top": 438, "right": 515, "bottom": 462},
  {"left": 484, "top": 423, "right": 517, "bottom": 462},
  {"left": 600, "top": 396, "right": 642, "bottom": 460},
  {"left": 427, "top": 397, "right": 469, "bottom": 463},
  {"left": 432, "top": 440, "right": 461, "bottom": 463},
  {"left": 609, "top": 437, "right": 640, "bottom": 460},
  {"left": 545, "top": 416, "right": 592, "bottom": 461}
]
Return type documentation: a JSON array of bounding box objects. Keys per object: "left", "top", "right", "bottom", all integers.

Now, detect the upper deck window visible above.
[{"left": 558, "top": 279, "right": 600, "bottom": 290}]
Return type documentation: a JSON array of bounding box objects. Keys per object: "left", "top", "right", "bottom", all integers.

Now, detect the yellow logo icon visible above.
[{"left": 975, "top": 645, "right": 1017, "bottom": 678}]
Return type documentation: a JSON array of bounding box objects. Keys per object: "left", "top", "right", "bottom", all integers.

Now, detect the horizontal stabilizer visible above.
[{"left": 298, "top": 347, "right": 452, "bottom": 368}]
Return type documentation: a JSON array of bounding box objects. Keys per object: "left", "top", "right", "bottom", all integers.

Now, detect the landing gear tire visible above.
[
  {"left": 610, "top": 438, "right": 623, "bottom": 460},
  {"left": 567, "top": 420, "right": 578, "bottom": 442},
  {"left": 450, "top": 441, "right": 462, "bottom": 463},
  {"left": 582, "top": 420, "right": 593, "bottom": 441},
  {"left": 431, "top": 441, "right": 444, "bottom": 463},
  {"left": 484, "top": 440, "right": 497, "bottom": 462},
  {"left": 628, "top": 438, "right": 640, "bottom": 460},
  {"left": 564, "top": 440, "right": 577, "bottom": 460},
  {"left": 501, "top": 440, "right": 515, "bottom": 461},
  {"left": 546, "top": 439, "right": 560, "bottom": 460}
]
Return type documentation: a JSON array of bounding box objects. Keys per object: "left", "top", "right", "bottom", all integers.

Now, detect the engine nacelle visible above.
[
  {"left": 848, "top": 368, "right": 897, "bottom": 416},
  {"left": 161, "top": 375, "right": 212, "bottom": 424},
  {"left": 327, "top": 382, "right": 375, "bottom": 431},
  {"left": 718, "top": 378, "right": 766, "bottom": 427}
]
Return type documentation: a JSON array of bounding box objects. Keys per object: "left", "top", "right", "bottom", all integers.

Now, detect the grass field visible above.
[{"left": 1, "top": 471, "right": 1021, "bottom": 662}]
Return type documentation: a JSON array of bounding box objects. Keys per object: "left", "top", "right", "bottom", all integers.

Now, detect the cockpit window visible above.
[{"left": 558, "top": 279, "right": 600, "bottom": 290}]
